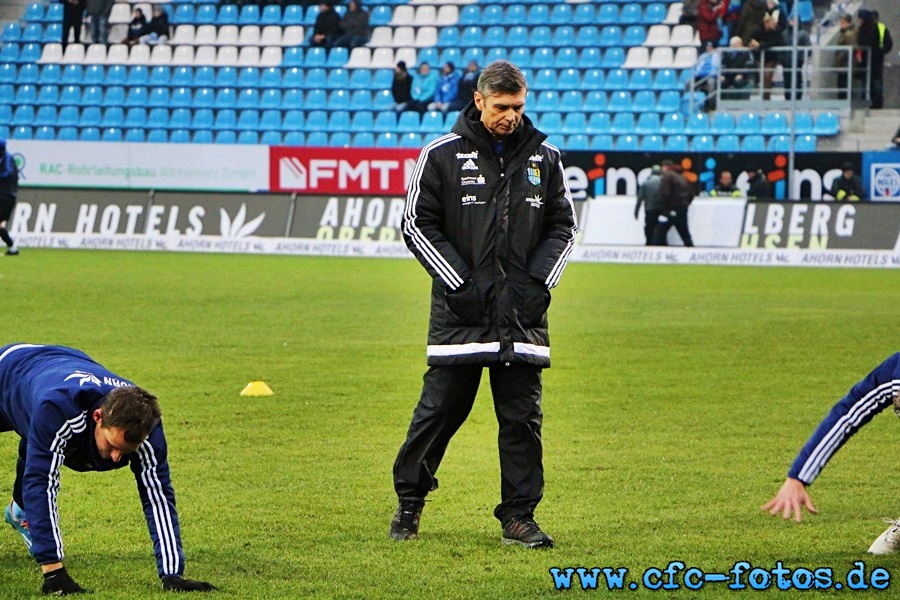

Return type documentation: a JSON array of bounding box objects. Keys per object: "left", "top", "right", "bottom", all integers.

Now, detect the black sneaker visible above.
[
  {"left": 389, "top": 502, "right": 423, "bottom": 541},
  {"left": 502, "top": 516, "right": 554, "bottom": 548}
]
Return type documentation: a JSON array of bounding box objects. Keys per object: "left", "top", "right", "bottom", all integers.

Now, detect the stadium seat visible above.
[
  {"left": 608, "top": 91, "right": 632, "bottom": 112},
  {"left": 615, "top": 135, "right": 639, "bottom": 151},
  {"left": 599, "top": 26, "right": 622, "bottom": 48},
  {"left": 710, "top": 112, "right": 735, "bottom": 134},
  {"left": 147, "top": 128, "right": 168, "bottom": 143},
  {"left": 715, "top": 134, "right": 740, "bottom": 152},
  {"left": 813, "top": 112, "right": 840, "bottom": 136},
  {"left": 741, "top": 135, "right": 766, "bottom": 152},
  {"left": 57, "top": 105, "right": 79, "bottom": 126},
  {"left": 192, "top": 130, "right": 213, "bottom": 144},
  {"left": 795, "top": 134, "right": 817, "bottom": 151},
  {"left": 192, "top": 108, "right": 215, "bottom": 130},
  {"left": 602, "top": 47, "right": 626, "bottom": 68},
  {"left": 573, "top": 4, "right": 594, "bottom": 25},
  {"left": 169, "top": 108, "right": 192, "bottom": 130},
  {"left": 124, "top": 127, "right": 146, "bottom": 143},
  {"left": 11, "top": 126, "right": 34, "bottom": 140},
  {"left": 635, "top": 112, "right": 660, "bottom": 134},
  {"left": 606, "top": 69, "right": 629, "bottom": 90},
  {"left": 101, "top": 127, "right": 123, "bottom": 142},
  {"left": 685, "top": 113, "right": 709, "bottom": 134},
  {"left": 261, "top": 4, "right": 282, "bottom": 26},
  {"left": 691, "top": 135, "right": 716, "bottom": 152},
  {"left": 559, "top": 90, "right": 583, "bottom": 112},
  {"left": 645, "top": 3, "right": 668, "bottom": 24},
  {"left": 610, "top": 113, "right": 635, "bottom": 135},
  {"left": 561, "top": 113, "right": 587, "bottom": 135},
  {"left": 79, "top": 106, "right": 101, "bottom": 127},
  {"left": 57, "top": 126, "right": 77, "bottom": 141},
  {"left": 597, "top": 4, "right": 619, "bottom": 25},
  {"left": 761, "top": 112, "right": 789, "bottom": 135},
  {"left": 767, "top": 135, "right": 790, "bottom": 152},
  {"left": 660, "top": 113, "right": 685, "bottom": 134},
  {"left": 37, "top": 64, "right": 60, "bottom": 85},
  {"left": 641, "top": 135, "right": 665, "bottom": 151},
  {"left": 591, "top": 134, "right": 614, "bottom": 150},
  {"left": 34, "top": 106, "right": 57, "bottom": 127},
  {"left": 735, "top": 113, "right": 761, "bottom": 134},
  {"left": 664, "top": 135, "right": 689, "bottom": 152}
]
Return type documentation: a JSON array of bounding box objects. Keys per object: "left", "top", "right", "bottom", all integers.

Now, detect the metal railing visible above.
[{"left": 688, "top": 46, "right": 871, "bottom": 113}]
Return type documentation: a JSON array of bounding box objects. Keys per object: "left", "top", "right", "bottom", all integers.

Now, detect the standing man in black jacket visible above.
[{"left": 391, "top": 60, "right": 576, "bottom": 549}]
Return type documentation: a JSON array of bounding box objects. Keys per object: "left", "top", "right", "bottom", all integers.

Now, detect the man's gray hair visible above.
[{"left": 476, "top": 60, "right": 527, "bottom": 98}]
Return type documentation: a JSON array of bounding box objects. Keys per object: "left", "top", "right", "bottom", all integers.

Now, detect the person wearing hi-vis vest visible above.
[{"left": 829, "top": 162, "right": 865, "bottom": 201}]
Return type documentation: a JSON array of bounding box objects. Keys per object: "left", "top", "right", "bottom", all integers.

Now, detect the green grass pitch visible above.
[{"left": 0, "top": 249, "right": 898, "bottom": 598}]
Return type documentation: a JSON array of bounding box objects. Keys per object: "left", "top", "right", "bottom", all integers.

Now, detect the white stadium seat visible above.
[
  {"left": 346, "top": 46, "right": 372, "bottom": 68},
  {"left": 216, "top": 25, "right": 239, "bottom": 46},
  {"left": 237, "top": 45, "right": 260, "bottom": 66},
  {"left": 61, "top": 43, "right": 85, "bottom": 64},
  {"left": 215, "top": 45, "right": 239, "bottom": 67},
  {"left": 84, "top": 43, "right": 107, "bottom": 64},
  {"left": 104, "top": 43, "right": 129, "bottom": 64},
  {"left": 149, "top": 43, "right": 173, "bottom": 65},
  {"left": 238, "top": 25, "right": 261, "bottom": 46},
  {"left": 389, "top": 5, "right": 415, "bottom": 26},
  {"left": 414, "top": 27, "right": 437, "bottom": 48},
  {"left": 259, "top": 46, "right": 282, "bottom": 66},
  {"left": 281, "top": 26, "right": 304, "bottom": 46},
  {"left": 622, "top": 47, "right": 650, "bottom": 69},
  {"left": 38, "top": 43, "right": 63, "bottom": 64},
  {"left": 260, "top": 25, "right": 282, "bottom": 46},
  {"left": 435, "top": 5, "right": 459, "bottom": 26},
  {"left": 126, "top": 43, "right": 150, "bottom": 65},
  {"left": 171, "top": 24, "right": 195, "bottom": 46},
  {"left": 644, "top": 25, "right": 670, "bottom": 47},
  {"left": 170, "top": 45, "right": 195, "bottom": 65},
  {"left": 194, "top": 25, "right": 217, "bottom": 46}
]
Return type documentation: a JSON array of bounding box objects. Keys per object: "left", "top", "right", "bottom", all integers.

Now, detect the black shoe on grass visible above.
[
  {"left": 502, "top": 516, "right": 554, "bottom": 548},
  {"left": 389, "top": 503, "right": 423, "bottom": 541}
]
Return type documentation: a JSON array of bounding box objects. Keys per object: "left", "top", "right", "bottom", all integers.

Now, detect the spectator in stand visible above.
[
  {"left": 829, "top": 162, "right": 865, "bottom": 201},
  {"left": 451, "top": 60, "right": 480, "bottom": 111},
  {"left": 697, "top": 0, "right": 728, "bottom": 48},
  {"left": 85, "top": 0, "right": 114, "bottom": 45},
  {"left": 764, "top": 0, "right": 788, "bottom": 37},
  {"left": 652, "top": 160, "right": 695, "bottom": 247},
  {"left": 859, "top": 9, "right": 893, "bottom": 109},
  {"left": 710, "top": 170, "right": 743, "bottom": 197},
  {"left": 427, "top": 62, "right": 462, "bottom": 113},
  {"left": 736, "top": 0, "right": 767, "bottom": 47},
  {"left": 680, "top": 0, "right": 700, "bottom": 28},
  {"left": 635, "top": 165, "right": 663, "bottom": 246},
  {"left": 834, "top": 13, "right": 858, "bottom": 100},
  {"left": 749, "top": 15, "right": 785, "bottom": 100},
  {"left": 62, "top": 0, "right": 85, "bottom": 49},
  {"left": 721, "top": 36, "right": 756, "bottom": 100},
  {"left": 0, "top": 139, "right": 19, "bottom": 256},
  {"left": 407, "top": 62, "right": 439, "bottom": 114},
  {"left": 391, "top": 61, "right": 413, "bottom": 113},
  {"left": 136, "top": 5, "right": 171, "bottom": 46},
  {"left": 891, "top": 125, "right": 900, "bottom": 149},
  {"left": 125, "top": 7, "right": 146, "bottom": 44},
  {"left": 310, "top": 1, "right": 342, "bottom": 49},
  {"left": 334, "top": 0, "right": 370, "bottom": 50},
  {"left": 745, "top": 165, "right": 772, "bottom": 200},
  {"left": 689, "top": 42, "right": 721, "bottom": 110},
  {"left": 781, "top": 18, "right": 811, "bottom": 100}
]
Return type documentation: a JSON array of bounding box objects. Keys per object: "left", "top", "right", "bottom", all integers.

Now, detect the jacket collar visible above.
[{"left": 451, "top": 100, "right": 547, "bottom": 169}]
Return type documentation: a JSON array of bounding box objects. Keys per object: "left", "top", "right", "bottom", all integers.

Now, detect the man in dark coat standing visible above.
[
  {"left": 62, "top": 0, "right": 85, "bottom": 49},
  {"left": 652, "top": 160, "right": 695, "bottom": 246},
  {"left": 391, "top": 60, "right": 576, "bottom": 549}
]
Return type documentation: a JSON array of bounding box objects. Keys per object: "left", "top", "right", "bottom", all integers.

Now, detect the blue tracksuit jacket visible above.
[
  {"left": 789, "top": 353, "right": 900, "bottom": 485},
  {"left": 0, "top": 343, "right": 184, "bottom": 576}
]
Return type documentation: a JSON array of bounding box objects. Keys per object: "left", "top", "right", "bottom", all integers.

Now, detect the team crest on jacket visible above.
[
  {"left": 527, "top": 164, "right": 541, "bottom": 186},
  {"left": 64, "top": 371, "right": 102, "bottom": 387}
]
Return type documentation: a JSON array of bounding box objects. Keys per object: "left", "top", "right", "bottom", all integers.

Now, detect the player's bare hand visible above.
[{"left": 761, "top": 477, "right": 817, "bottom": 523}]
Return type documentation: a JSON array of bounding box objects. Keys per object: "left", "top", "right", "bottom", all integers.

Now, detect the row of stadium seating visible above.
[
  {"left": 0, "top": 124, "right": 819, "bottom": 154},
  {"left": 2, "top": 101, "right": 840, "bottom": 137}
]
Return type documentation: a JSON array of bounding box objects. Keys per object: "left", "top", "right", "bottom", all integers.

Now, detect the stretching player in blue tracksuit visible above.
[
  {"left": 0, "top": 343, "right": 216, "bottom": 595},
  {"left": 763, "top": 352, "right": 900, "bottom": 553}
]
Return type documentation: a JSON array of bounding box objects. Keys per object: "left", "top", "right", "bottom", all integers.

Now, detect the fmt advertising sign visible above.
[{"left": 270, "top": 147, "right": 420, "bottom": 195}]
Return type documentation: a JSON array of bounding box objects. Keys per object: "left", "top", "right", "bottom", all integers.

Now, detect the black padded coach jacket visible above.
[{"left": 402, "top": 101, "right": 577, "bottom": 368}]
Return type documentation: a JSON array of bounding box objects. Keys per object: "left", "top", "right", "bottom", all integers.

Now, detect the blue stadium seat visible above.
[
  {"left": 419, "top": 111, "right": 444, "bottom": 134},
  {"left": 145, "top": 87, "right": 168, "bottom": 107},
  {"left": 327, "top": 47, "right": 349, "bottom": 68},
  {"left": 305, "top": 89, "right": 327, "bottom": 109},
  {"left": 552, "top": 26, "right": 575, "bottom": 47},
  {"left": 398, "top": 110, "right": 420, "bottom": 133},
  {"left": 608, "top": 91, "right": 632, "bottom": 112},
  {"left": 599, "top": 26, "right": 622, "bottom": 47},
  {"left": 237, "top": 66, "right": 260, "bottom": 88},
  {"left": 192, "top": 108, "right": 215, "bottom": 130},
  {"left": 1, "top": 23, "right": 21, "bottom": 42},
  {"left": 193, "top": 130, "right": 214, "bottom": 144},
  {"left": 793, "top": 112, "right": 814, "bottom": 135},
  {"left": 644, "top": 3, "right": 667, "bottom": 24},
  {"left": 573, "top": 4, "right": 594, "bottom": 25},
  {"left": 549, "top": 4, "right": 572, "bottom": 25},
  {"left": 79, "top": 106, "right": 101, "bottom": 127},
  {"left": 529, "top": 26, "right": 552, "bottom": 47},
  {"left": 559, "top": 90, "right": 583, "bottom": 112},
  {"left": 15, "top": 64, "right": 37, "bottom": 85},
  {"left": 12, "top": 126, "right": 34, "bottom": 140},
  {"left": 19, "top": 43, "right": 40, "bottom": 64},
  {"left": 372, "top": 89, "right": 393, "bottom": 110},
  {"left": 579, "top": 47, "right": 602, "bottom": 69},
  {"left": 148, "top": 108, "right": 170, "bottom": 129},
  {"left": 37, "top": 84, "right": 60, "bottom": 105},
  {"left": 348, "top": 90, "right": 371, "bottom": 111},
  {"left": 306, "top": 109, "right": 328, "bottom": 132},
  {"left": 741, "top": 135, "right": 766, "bottom": 152},
  {"left": 664, "top": 134, "right": 689, "bottom": 152},
  {"left": 350, "top": 110, "right": 373, "bottom": 132},
  {"left": 215, "top": 130, "right": 238, "bottom": 144},
  {"left": 195, "top": 4, "right": 218, "bottom": 23},
  {"left": 326, "top": 68, "right": 349, "bottom": 90},
  {"left": 348, "top": 69, "right": 372, "bottom": 90},
  {"left": 259, "top": 109, "right": 282, "bottom": 131},
  {"left": 485, "top": 47, "right": 507, "bottom": 64},
  {"left": 149, "top": 66, "right": 171, "bottom": 87},
  {"left": 283, "top": 5, "right": 304, "bottom": 26},
  {"left": 767, "top": 135, "right": 790, "bottom": 152},
  {"left": 685, "top": 112, "right": 709, "bottom": 134},
  {"left": 101, "top": 107, "right": 124, "bottom": 128},
  {"left": 237, "top": 131, "right": 259, "bottom": 145},
  {"left": 20, "top": 25, "right": 42, "bottom": 45},
  {"left": 45, "top": 2, "right": 63, "bottom": 21},
  {"left": 606, "top": 69, "right": 629, "bottom": 90},
  {"left": 660, "top": 113, "right": 685, "bottom": 133},
  {"left": 218, "top": 4, "right": 238, "bottom": 25},
  {"left": 147, "top": 128, "right": 168, "bottom": 143},
  {"left": 283, "top": 131, "right": 306, "bottom": 146},
  {"left": 531, "top": 47, "right": 553, "bottom": 69},
  {"left": 237, "top": 110, "right": 260, "bottom": 131},
  {"left": 261, "top": 4, "right": 282, "bottom": 25},
  {"left": 761, "top": 112, "right": 789, "bottom": 135},
  {"left": 584, "top": 91, "right": 606, "bottom": 112},
  {"left": 192, "top": 87, "right": 215, "bottom": 109},
  {"left": 306, "top": 131, "right": 328, "bottom": 146},
  {"left": 582, "top": 69, "right": 606, "bottom": 90},
  {"left": 305, "top": 67, "right": 327, "bottom": 89},
  {"left": 101, "top": 127, "right": 123, "bottom": 142},
  {"left": 43, "top": 23, "right": 61, "bottom": 43},
  {"left": 602, "top": 47, "right": 625, "bottom": 68},
  {"left": 57, "top": 126, "right": 78, "bottom": 141},
  {"left": 623, "top": 25, "right": 646, "bottom": 47},
  {"left": 629, "top": 69, "right": 653, "bottom": 90},
  {"left": 125, "top": 65, "right": 148, "bottom": 87},
  {"left": 282, "top": 67, "right": 303, "bottom": 89},
  {"left": 641, "top": 135, "right": 665, "bottom": 151},
  {"left": 369, "top": 5, "right": 391, "bottom": 25},
  {"left": 483, "top": 4, "right": 504, "bottom": 25},
  {"left": 557, "top": 68, "right": 580, "bottom": 89},
  {"left": 635, "top": 112, "right": 660, "bottom": 134},
  {"left": 610, "top": 113, "right": 635, "bottom": 134},
  {"left": 525, "top": 4, "right": 548, "bottom": 25},
  {"left": 58, "top": 64, "right": 82, "bottom": 87},
  {"left": 284, "top": 110, "right": 305, "bottom": 130},
  {"left": 632, "top": 90, "right": 656, "bottom": 113},
  {"left": 372, "top": 111, "right": 397, "bottom": 133},
  {"left": 735, "top": 112, "right": 760, "bottom": 134},
  {"left": 239, "top": 4, "right": 260, "bottom": 24},
  {"left": 281, "top": 88, "right": 302, "bottom": 109},
  {"left": 57, "top": 105, "right": 79, "bottom": 126},
  {"left": 36, "top": 64, "right": 59, "bottom": 85},
  {"left": 328, "top": 110, "right": 350, "bottom": 132},
  {"left": 615, "top": 135, "right": 639, "bottom": 151},
  {"left": 105, "top": 65, "right": 126, "bottom": 86},
  {"left": 715, "top": 134, "right": 740, "bottom": 152},
  {"left": 168, "top": 108, "right": 191, "bottom": 130},
  {"left": 23, "top": 3, "right": 44, "bottom": 23},
  {"left": 795, "top": 134, "right": 817, "bottom": 151},
  {"left": 652, "top": 68, "right": 678, "bottom": 90},
  {"left": 399, "top": 132, "right": 422, "bottom": 148},
  {"left": 124, "top": 108, "right": 147, "bottom": 129},
  {"left": 813, "top": 112, "right": 840, "bottom": 135},
  {"left": 13, "top": 84, "right": 37, "bottom": 104},
  {"left": 436, "top": 26, "right": 459, "bottom": 48},
  {"left": 537, "top": 112, "right": 562, "bottom": 134},
  {"left": 261, "top": 130, "right": 283, "bottom": 146},
  {"left": 710, "top": 112, "right": 735, "bottom": 134},
  {"left": 173, "top": 5, "right": 194, "bottom": 24},
  {"left": 533, "top": 68, "right": 557, "bottom": 90},
  {"left": 305, "top": 46, "right": 327, "bottom": 67},
  {"left": 597, "top": 4, "right": 619, "bottom": 24},
  {"left": 259, "top": 88, "right": 282, "bottom": 110},
  {"left": 376, "top": 132, "right": 398, "bottom": 148},
  {"left": 215, "top": 87, "right": 237, "bottom": 109},
  {"left": 620, "top": 4, "right": 642, "bottom": 24},
  {"left": 562, "top": 113, "right": 587, "bottom": 135},
  {"left": 79, "top": 127, "right": 101, "bottom": 141},
  {"left": 170, "top": 87, "right": 192, "bottom": 109},
  {"left": 458, "top": 4, "right": 481, "bottom": 25},
  {"left": 283, "top": 47, "right": 304, "bottom": 67},
  {"left": 591, "top": 134, "right": 614, "bottom": 150},
  {"left": 34, "top": 106, "right": 57, "bottom": 127},
  {"left": 691, "top": 135, "right": 715, "bottom": 152}
]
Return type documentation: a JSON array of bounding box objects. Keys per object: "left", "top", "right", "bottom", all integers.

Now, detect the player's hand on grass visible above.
[
  {"left": 761, "top": 477, "right": 817, "bottom": 523},
  {"left": 161, "top": 575, "right": 218, "bottom": 592},
  {"left": 41, "top": 566, "right": 88, "bottom": 595}
]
